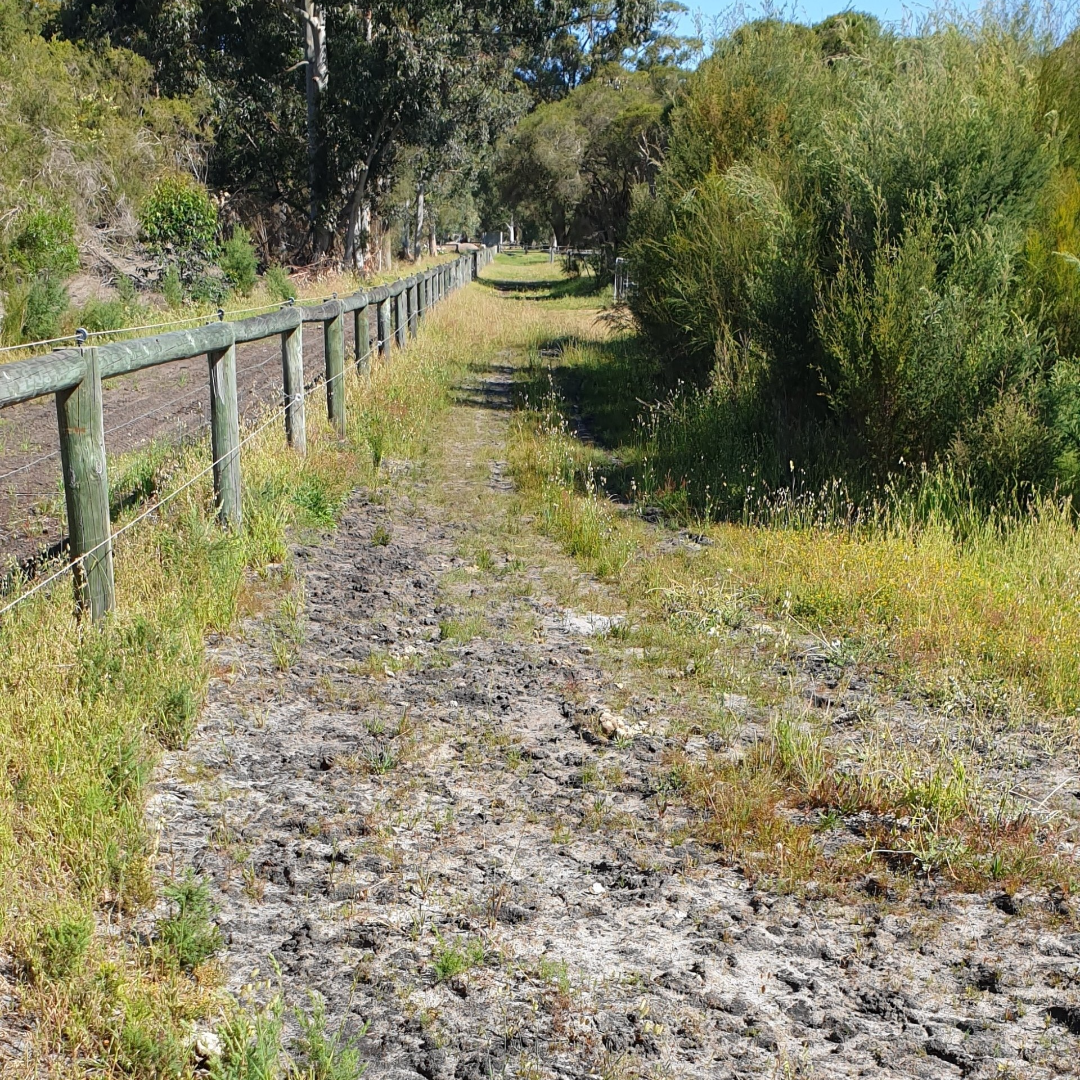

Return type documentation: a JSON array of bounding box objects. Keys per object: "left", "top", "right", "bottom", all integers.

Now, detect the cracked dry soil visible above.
[{"left": 150, "top": 363, "right": 1080, "bottom": 1079}]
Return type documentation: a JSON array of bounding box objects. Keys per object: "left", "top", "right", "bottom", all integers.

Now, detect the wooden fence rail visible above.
[{"left": 0, "top": 244, "right": 498, "bottom": 620}]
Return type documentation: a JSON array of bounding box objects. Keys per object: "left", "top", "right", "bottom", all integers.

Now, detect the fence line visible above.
[{"left": 0, "top": 245, "right": 498, "bottom": 621}]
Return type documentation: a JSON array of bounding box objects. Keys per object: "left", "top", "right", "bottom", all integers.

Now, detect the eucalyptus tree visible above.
[{"left": 56, "top": 0, "right": 560, "bottom": 262}]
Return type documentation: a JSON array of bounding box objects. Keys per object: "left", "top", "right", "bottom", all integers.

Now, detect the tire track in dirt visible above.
[{"left": 149, "top": 347, "right": 1080, "bottom": 1078}]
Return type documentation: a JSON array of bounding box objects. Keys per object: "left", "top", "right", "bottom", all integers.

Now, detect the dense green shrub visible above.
[
  {"left": 159, "top": 265, "right": 184, "bottom": 308},
  {"left": 626, "top": 14, "right": 1080, "bottom": 511},
  {"left": 139, "top": 174, "right": 218, "bottom": 279},
  {"left": 189, "top": 273, "right": 228, "bottom": 305},
  {"left": 21, "top": 275, "right": 70, "bottom": 342},
  {"left": 264, "top": 263, "right": 296, "bottom": 302},
  {"left": 11, "top": 204, "right": 79, "bottom": 276},
  {"left": 219, "top": 224, "right": 258, "bottom": 294}
]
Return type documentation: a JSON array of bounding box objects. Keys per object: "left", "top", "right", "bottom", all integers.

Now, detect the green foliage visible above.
[
  {"left": 291, "top": 992, "right": 368, "bottom": 1080},
  {"left": 75, "top": 290, "right": 150, "bottom": 334},
  {"left": 626, "top": 14, "right": 1077, "bottom": 512},
  {"left": 11, "top": 204, "right": 79, "bottom": 275},
  {"left": 0, "top": 29, "right": 204, "bottom": 250},
  {"left": 139, "top": 173, "right": 219, "bottom": 276},
  {"left": 208, "top": 990, "right": 368, "bottom": 1080},
  {"left": 264, "top": 264, "right": 296, "bottom": 302},
  {"left": 190, "top": 272, "right": 229, "bottom": 305},
  {"left": 292, "top": 473, "right": 345, "bottom": 528},
  {"left": 220, "top": 224, "right": 258, "bottom": 295},
  {"left": 161, "top": 265, "right": 184, "bottom": 307},
  {"left": 156, "top": 872, "right": 221, "bottom": 970},
  {"left": 498, "top": 67, "right": 669, "bottom": 262},
  {"left": 22, "top": 274, "right": 70, "bottom": 343},
  {"left": 432, "top": 935, "right": 486, "bottom": 981},
  {"left": 211, "top": 996, "right": 284, "bottom": 1080},
  {"left": 28, "top": 910, "right": 93, "bottom": 982},
  {"left": 76, "top": 297, "right": 126, "bottom": 332}
]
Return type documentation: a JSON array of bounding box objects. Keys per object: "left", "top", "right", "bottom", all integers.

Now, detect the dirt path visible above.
[{"left": 149, "top": 306, "right": 1079, "bottom": 1079}]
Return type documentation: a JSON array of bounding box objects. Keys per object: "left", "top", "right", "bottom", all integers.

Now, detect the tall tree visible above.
[{"left": 56, "top": 0, "right": 559, "bottom": 264}]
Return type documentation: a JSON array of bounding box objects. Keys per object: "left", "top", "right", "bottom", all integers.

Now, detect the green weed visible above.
[
  {"left": 156, "top": 872, "right": 221, "bottom": 970},
  {"left": 432, "top": 936, "right": 485, "bottom": 981}
]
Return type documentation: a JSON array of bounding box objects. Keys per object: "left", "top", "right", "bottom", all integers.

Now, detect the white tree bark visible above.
[
  {"left": 414, "top": 182, "right": 425, "bottom": 261},
  {"left": 299, "top": 2, "right": 329, "bottom": 250}
]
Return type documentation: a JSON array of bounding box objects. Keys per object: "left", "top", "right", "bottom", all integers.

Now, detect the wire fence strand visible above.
[{"left": 0, "top": 334, "right": 382, "bottom": 619}]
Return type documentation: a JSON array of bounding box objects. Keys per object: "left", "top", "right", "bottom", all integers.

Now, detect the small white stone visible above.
[
  {"left": 193, "top": 1030, "right": 222, "bottom": 1059},
  {"left": 592, "top": 881, "right": 605, "bottom": 894}
]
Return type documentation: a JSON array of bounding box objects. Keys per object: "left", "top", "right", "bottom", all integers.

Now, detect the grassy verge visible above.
[
  {"left": 0, "top": 274, "right": 487, "bottom": 1076},
  {"left": 502, "top": 251, "right": 1080, "bottom": 900}
]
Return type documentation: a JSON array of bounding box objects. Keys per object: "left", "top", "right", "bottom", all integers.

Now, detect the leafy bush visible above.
[
  {"left": 190, "top": 272, "right": 228, "bottom": 305},
  {"left": 160, "top": 265, "right": 184, "bottom": 307},
  {"left": 75, "top": 297, "right": 127, "bottom": 333},
  {"left": 139, "top": 174, "right": 218, "bottom": 279},
  {"left": 11, "top": 204, "right": 79, "bottom": 275},
  {"left": 22, "top": 274, "right": 69, "bottom": 342},
  {"left": 220, "top": 224, "right": 257, "bottom": 295},
  {"left": 626, "top": 14, "right": 1077, "bottom": 512},
  {"left": 264, "top": 263, "right": 296, "bottom": 302}
]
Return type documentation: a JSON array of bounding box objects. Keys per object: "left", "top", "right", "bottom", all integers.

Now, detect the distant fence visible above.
[
  {"left": 0, "top": 245, "right": 498, "bottom": 621},
  {"left": 613, "top": 257, "right": 635, "bottom": 304}
]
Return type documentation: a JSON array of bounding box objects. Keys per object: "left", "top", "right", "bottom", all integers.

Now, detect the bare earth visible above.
[{"left": 147, "top": 355, "right": 1080, "bottom": 1079}]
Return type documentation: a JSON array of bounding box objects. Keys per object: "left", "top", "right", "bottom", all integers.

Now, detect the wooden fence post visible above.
[
  {"left": 395, "top": 287, "right": 407, "bottom": 348},
  {"left": 281, "top": 322, "right": 306, "bottom": 454},
  {"left": 324, "top": 302, "right": 346, "bottom": 435},
  {"left": 354, "top": 304, "right": 370, "bottom": 372},
  {"left": 377, "top": 295, "right": 392, "bottom": 360},
  {"left": 407, "top": 280, "right": 418, "bottom": 337},
  {"left": 55, "top": 347, "right": 114, "bottom": 620},
  {"left": 207, "top": 341, "right": 242, "bottom": 528}
]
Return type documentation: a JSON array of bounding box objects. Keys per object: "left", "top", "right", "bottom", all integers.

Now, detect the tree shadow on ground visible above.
[
  {"left": 478, "top": 273, "right": 600, "bottom": 302},
  {"left": 519, "top": 333, "right": 663, "bottom": 503}
]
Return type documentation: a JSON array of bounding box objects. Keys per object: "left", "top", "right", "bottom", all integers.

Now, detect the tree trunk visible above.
[
  {"left": 300, "top": 2, "right": 329, "bottom": 256},
  {"left": 414, "top": 182, "right": 425, "bottom": 261},
  {"left": 345, "top": 191, "right": 373, "bottom": 272}
]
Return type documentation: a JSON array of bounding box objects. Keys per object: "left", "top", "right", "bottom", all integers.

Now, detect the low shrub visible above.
[
  {"left": 220, "top": 224, "right": 258, "bottom": 295},
  {"left": 139, "top": 174, "right": 218, "bottom": 281},
  {"left": 264, "top": 263, "right": 296, "bottom": 302},
  {"left": 22, "top": 273, "right": 69, "bottom": 342},
  {"left": 11, "top": 203, "right": 79, "bottom": 276},
  {"left": 156, "top": 873, "right": 221, "bottom": 970}
]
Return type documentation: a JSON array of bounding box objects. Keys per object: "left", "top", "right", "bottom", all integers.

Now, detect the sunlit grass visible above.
[{"left": 501, "top": 251, "right": 1080, "bottom": 896}]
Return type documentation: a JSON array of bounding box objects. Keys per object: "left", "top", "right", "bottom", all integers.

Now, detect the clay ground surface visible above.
[{"left": 147, "top": 303, "right": 1080, "bottom": 1079}]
